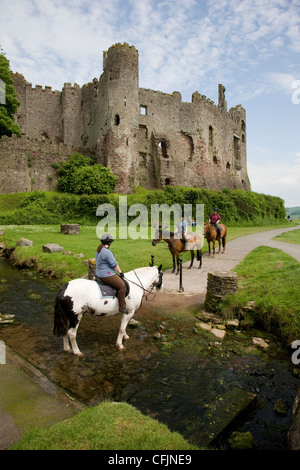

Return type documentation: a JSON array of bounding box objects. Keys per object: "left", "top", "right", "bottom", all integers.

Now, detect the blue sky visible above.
[{"left": 1, "top": 0, "right": 300, "bottom": 207}]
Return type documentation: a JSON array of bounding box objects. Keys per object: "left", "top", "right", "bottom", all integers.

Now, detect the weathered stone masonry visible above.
[{"left": 0, "top": 42, "right": 250, "bottom": 194}]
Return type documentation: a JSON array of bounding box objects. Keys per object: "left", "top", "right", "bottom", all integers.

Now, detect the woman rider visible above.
[
  {"left": 209, "top": 208, "right": 223, "bottom": 237},
  {"left": 95, "top": 234, "right": 126, "bottom": 314}
]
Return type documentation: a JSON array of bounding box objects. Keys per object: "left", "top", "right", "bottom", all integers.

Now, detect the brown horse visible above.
[
  {"left": 204, "top": 222, "right": 227, "bottom": 257},
  {"left": 152, "top": 227, "right": 202, "bottom": 274}
]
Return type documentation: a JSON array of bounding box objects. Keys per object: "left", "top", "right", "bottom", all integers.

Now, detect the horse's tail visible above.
[{"left": 53, "top": 285, "right": 70, "bottom": 337}]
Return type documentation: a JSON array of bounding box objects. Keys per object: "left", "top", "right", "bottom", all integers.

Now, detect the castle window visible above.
[
  {"left": 139, "top": 152, "right": 147, "bottom": 167},
  {"left": 165, "top": 178, "right": 171, "bottom": 186},
  {"left": 110, "top": 69, "right": 120, "bottom": 80},
  {"left": 226, "top": 162, "right": 231, "bottom": 169},
  {"left": 242, "top": 134, "right": 245, "bottom": 143},
  {"left": 213, "top": 155, "right": 218, "bottom": 164},
  {"left": 139, "top": 125, "right": 148, "bottom": 139},
  {"left": 233, "top": 135, "right": 240, "bottom": 160},
  {"left": 115, "top": 114, "right": 120, "bottom": 126},
  {"left": 158, "top": 140, "right": 168, "bottom": 159},
  {"left": 241, "top": 120, "right": 245, "bottom": 132},
  {"left": 140, "top": 105, "right": 147, "bottom": 115},
  {"left": 209, "top": 126, "right": 213, "bottom": 146}
]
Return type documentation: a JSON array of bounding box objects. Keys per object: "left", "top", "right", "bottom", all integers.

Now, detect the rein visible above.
[{"left": 123, "top": 270, "right": 158, "bottom": 301}]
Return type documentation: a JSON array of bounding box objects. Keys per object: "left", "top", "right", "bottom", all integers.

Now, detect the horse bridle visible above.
[{"left": 123, "top": 268, "right": 163, "bottom": 300}]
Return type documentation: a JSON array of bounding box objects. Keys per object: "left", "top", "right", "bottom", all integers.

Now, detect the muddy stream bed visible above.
[{"left": 0, "top": 256, "right": 299, "bottom": 449}]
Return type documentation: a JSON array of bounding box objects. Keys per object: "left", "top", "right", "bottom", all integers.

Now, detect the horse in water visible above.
[
  {"left": 53, "top": 265, "right": 163, "bottom": 356},
  {"left": 204, "top": 222, "right": 227, "bottom": 257},
  {"left": 152, "top": 227, "right": 202, "bottom": 274}
]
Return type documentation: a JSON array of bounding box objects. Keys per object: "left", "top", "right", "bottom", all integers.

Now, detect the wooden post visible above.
[{"left": 179, "top": 258, "right": 184, "bottom": 292}]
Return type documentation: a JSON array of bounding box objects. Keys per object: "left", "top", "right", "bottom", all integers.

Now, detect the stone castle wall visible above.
[{"left": 0, "top": 42, "right": 250, "bottom": 194}]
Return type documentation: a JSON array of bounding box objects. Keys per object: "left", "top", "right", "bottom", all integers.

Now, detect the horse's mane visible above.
[{"left": 159, "top": 229, "right": 175, "bottom": 237}]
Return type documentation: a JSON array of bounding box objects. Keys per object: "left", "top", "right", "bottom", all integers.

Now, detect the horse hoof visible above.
[{"left": 75, "top": 352, "right": 84, "bottom": 357}]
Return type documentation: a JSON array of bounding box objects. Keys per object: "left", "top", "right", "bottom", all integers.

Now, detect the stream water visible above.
[{"left": 0, "top": 255, "right": 299, "bottom": 450}]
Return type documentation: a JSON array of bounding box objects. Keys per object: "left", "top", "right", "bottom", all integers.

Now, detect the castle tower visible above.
[{"left": 98, "top": 43, "right": 140, "bottom": 193}]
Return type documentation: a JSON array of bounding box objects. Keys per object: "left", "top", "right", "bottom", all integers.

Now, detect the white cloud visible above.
[
  {"left": 248, "top": 154, "right": 300, "bottom": 206},
  {"left": 267, "top": 72, "right": 297, "bottom": 95}
]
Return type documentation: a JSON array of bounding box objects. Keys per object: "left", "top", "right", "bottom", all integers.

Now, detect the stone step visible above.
[{"left": 186, "top": 388, "right": 257, "bottom": 448}]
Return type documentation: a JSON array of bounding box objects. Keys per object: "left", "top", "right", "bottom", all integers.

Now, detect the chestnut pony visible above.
[{"left": 204, "top": 222, "right": 227, "bottom": 257}]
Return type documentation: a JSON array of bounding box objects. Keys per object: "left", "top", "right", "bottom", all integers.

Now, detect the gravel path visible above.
[{"left": 161, "top": 224, "right": 300, "bottom": 295}]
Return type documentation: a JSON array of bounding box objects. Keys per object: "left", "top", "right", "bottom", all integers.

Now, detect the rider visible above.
[
  {"left": 175, "top": 215, "right": 188, "bottom": 249},
  {"left": 95, "top": 234, "right": 127, "bottom": 315},
  {"left": 209, "top": 208, "right": 223, "bottom": 237}
]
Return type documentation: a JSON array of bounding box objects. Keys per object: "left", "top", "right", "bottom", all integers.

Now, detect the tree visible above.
[
  {"left": 0, "top": 49, "right": 21, "bottom": 138},
  {"left": 57, "top": 153, "right": 118, "bottom": 194}
]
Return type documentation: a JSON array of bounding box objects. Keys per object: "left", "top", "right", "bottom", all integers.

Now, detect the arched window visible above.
[{"left": 115, "top": 114, "right": 120, "bottom": 126}]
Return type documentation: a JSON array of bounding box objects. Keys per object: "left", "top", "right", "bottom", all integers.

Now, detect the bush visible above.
[
  {"left": 70, "top": 165, "right": 117, "bottom": 195},
  {"left": 57, "top": 153, "right": 117, "bottom": 195},
  {"left": 0, "top": 187, "right": 287, "bottom": 226}
]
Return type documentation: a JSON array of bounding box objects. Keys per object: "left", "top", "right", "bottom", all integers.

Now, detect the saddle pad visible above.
[{"left": 95, "top": 281, "right": 117, "bottom": 298}]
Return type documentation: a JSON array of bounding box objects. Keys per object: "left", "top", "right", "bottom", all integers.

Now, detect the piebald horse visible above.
[
  {"left": 53, "top": 266, "right": 163, "bottom": 356},
  {"left": 204, "top": 222, "right": 227, "bottom": 257},
  {"left": 152, "top": 227, "right": 202, "bottom": 274}
]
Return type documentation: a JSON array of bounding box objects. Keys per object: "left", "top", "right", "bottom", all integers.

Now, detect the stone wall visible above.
[{"left": 0, "top": 135, "right": 74, "bottom": 193}]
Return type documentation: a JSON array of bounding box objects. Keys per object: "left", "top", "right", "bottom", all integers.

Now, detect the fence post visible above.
[{"left": 179, "top": 258, "right": 184, "bottom": 292}]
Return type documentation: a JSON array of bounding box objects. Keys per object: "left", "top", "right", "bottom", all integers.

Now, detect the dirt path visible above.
[{"left": 162, "top": 224, "right": 300, "bottom": 295}]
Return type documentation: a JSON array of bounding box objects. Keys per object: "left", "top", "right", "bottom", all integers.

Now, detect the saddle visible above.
[{"left": 95, "top": 277, "right": 130, "bottom": 298}]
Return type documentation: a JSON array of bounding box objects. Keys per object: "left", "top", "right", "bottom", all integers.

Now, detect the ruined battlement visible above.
[{"left": 1, "top": 43, "right": 250, "bottom": 194}]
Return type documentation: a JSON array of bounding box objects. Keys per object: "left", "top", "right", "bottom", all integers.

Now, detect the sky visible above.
[{"left": 1, "top": 0, "right": 300, "bottom": 207}]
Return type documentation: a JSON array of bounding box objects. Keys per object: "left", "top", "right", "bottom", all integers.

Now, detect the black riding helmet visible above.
[{"left": 100, "top": 233, "right": 114, "bottom": 244}]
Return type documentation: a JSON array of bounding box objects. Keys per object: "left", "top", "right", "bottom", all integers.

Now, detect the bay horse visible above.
[
  {"left": 204, "top": 222, "right": 227, "bottom": 257},
  {"left": 152, "top": 227, "right": 202, "bottom": 274},
  {"left": 53, "top": 266, "right": 163, "bottom": 356}
]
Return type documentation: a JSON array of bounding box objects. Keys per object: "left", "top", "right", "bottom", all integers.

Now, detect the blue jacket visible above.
[{"left": 96, "top": 247, "right": 118, "bottom": 277}]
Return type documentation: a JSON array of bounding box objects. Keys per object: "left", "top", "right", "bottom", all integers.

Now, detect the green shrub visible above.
[
  {"left": 0, "top": 187, "right": 287, "bottom": 226},
  {"left": 57, "top": 153, "right": 117, "bottom": 195}
]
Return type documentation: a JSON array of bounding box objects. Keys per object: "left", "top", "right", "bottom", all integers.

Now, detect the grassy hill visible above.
[{"left": 286, "top": 206, "right": 300, "bottom": 219}]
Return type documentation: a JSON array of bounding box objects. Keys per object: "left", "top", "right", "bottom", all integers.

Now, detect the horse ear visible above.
[{"left": 158, "top": 264, "right": 162, "bottom": 272}]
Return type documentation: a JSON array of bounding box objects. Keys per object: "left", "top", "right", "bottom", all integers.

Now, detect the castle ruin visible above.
[{"left": 0, "top": 42, "right": 250, "bottom": 194}]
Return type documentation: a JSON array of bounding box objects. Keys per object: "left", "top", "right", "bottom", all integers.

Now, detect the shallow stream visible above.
[{"left": 0, "top": 255, "right": 298, "bottom": 449}]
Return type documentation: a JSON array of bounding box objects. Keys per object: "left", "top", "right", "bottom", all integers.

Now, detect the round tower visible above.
[{"left": 99, "top": 43, "right": 139, "bottom": 193}]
